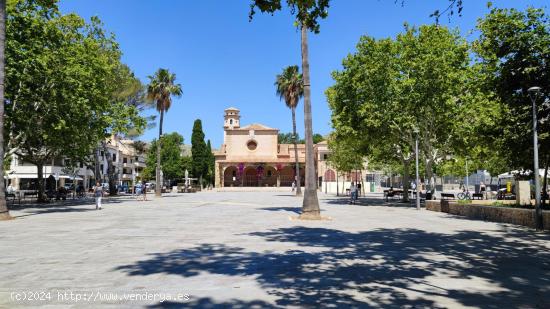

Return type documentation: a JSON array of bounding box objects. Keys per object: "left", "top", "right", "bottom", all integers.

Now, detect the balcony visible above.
[
  {"left": 122, "top": 174, "right": 133, "bottom": 180},
  {"left": 133, "top": 161, "right": 146, "bottom": 168}
]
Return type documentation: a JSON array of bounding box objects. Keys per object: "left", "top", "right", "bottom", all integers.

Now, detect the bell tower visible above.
[{"left": 224, "top": 107, "right": 240, "bottom": 129}]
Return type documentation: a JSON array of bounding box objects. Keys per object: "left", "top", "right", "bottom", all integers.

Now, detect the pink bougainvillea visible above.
[
  {"left": 237, "top": 163, "right": 245, "bottom": 177},
  {"left": 256, "top": 165, "right": 264, "bottom": 178}
]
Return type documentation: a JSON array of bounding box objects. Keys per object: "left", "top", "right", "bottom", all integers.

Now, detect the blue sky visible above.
[{"left": 59, "top": 0, "right": 548, "bottom": 148}]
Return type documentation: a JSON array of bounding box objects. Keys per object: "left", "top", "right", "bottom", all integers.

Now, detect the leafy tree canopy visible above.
[
  {"left": 278, "top": 132, "right": 324, "bottom": 144},
  {"left": 249, "top": 0, "right": 330, "bottom": 33},
  {"left": 474, "top": 6, "right": 550, "bottom": 172},
  {"left": 4, "top": 0, "right": 144, "bottom": 200},
  {"left": 328, "top": 24, "right": 500, "bottom": 183},
  {"left": 143, "top": 132, "right": 186, "bottom": 181}
]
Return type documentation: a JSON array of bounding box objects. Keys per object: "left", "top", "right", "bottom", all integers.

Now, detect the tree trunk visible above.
[
  {"left": 36, "top": 162, "right": 47, "bottom": 203},
  {"left": 425, "top": 158, "right": 435, "bottom": 194},
  {"left": 94, "top": 148, "right": 98, "bottom": 183},
  {"left": 543, "top": 155, "right": 549, "bottom": 206},
  {"left": 156, "top": 108, "right": 164, "bottom": 197},
  {"left": 0, "top": 1, "right": 9, "bottom": 220},
  {"left": 402, "top": 159, "right": 411, "bottom": 203},
  {"left": 102, "top": 142, "right": 117, "bottom": 196},
  {"left": 299, "top": 24, "right": 320, "bottom": 219},
  {"left": 291, "top": 107, "right": 302, "bottom": 196},
  {"left": 336, "top": 170, "right": 339, "bottom": 196},
  {"left": 360, "top": 170, "right": 365, "bottom": 196}
]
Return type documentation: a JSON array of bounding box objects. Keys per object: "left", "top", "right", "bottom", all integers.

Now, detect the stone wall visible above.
[{"left": 426, "top": 200, "right": 550, "bottom": 231}]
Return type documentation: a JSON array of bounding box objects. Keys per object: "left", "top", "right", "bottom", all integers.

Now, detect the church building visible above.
[{"left": 214, "top": 107, "right": 306, "bottom": 188}]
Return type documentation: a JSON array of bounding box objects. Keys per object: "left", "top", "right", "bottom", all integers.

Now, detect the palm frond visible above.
[{"left": 274, "top": 65, "right": 304, "bottom": 110}]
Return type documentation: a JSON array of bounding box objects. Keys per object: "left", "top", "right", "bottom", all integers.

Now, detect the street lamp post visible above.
[
  {"left": 528, "top": 86, "right": 543, "bottom": 230},
  {"left": 414, "top": 128, "right": 420, "bottom": 210}
]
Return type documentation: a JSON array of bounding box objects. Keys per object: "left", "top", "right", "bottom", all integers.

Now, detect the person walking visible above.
[
  {"left": 349, "top": 182, "right": 358, "bottom": 205},
  {"left": 142, "top": 181, "right": 148, "bottom": 201},
  {"left": 93, "top": 182, "right": 104, "bottom": 210},
  {"left": 135, "top": 182, "right": 142, "bottom": 201},
  {"left": 292, "top": 180, "right": 296, "bottom": 192}
]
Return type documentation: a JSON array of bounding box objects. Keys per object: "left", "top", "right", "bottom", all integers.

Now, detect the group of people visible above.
[
  {"left": 291, "top": 179, "right": 362, "bottom": 204},
  {"left": 91, "top": 180, "right": 149, "bottom": 210},
  {"left": 134, "top": 181, "right": 148, "bottom": 201}
]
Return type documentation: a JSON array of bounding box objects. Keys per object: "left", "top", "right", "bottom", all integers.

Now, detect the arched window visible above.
[{"left": 324, "top": 169, "right": 336, "bottom": 182}]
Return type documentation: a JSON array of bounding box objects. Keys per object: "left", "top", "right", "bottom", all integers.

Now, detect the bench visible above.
[
  {"left": 5, "top": 193, "right": 18, "bottom": 205},
  {"left": 425, "top": 192, "right": 433, "bottom": 201},
  {"left": 23, "top": 191, "right": 38, "bottom": 200},
  {"left": 441, "top": 193, "right": 455, "bottom": 200},
  {"left": 384, "top": 190, "right": 396, "bottom": 201},
  {"left": 472, "top": 193, "right": 484, "bottom": 200}
]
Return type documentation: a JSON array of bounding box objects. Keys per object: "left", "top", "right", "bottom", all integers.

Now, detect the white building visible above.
[{"left": 7, "top": 136, "right": 147, "bottom": 191}]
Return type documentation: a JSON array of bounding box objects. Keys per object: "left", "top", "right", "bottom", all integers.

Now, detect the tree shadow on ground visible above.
[
  {"left": 258, "top": 207, "right": 304, "bottom": 214},
  {"left": 16, "top": 207, "right": 98, "bottom": 217},
  {"left": 147, "top": 298, "right": 278, "bottom": 309},
  {"left": 8, "top": 195, "right": 129, "bottom": 210},
  {"left": 115, "top": 227, "right": 550, "bottom": 308},
  {"left": 8, "top": 196, "right": 132, "bottom": 218},
  {"left": 323, "top": 196, "right": 420, "bottom": 209}
]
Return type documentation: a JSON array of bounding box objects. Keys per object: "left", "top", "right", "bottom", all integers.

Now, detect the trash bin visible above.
[{"left": 370, "top": 182, "right": 375, "bottom": 193}]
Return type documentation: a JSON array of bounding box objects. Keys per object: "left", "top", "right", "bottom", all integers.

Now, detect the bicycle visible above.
[{"left": 457, "top": 190, "right": 471, "bottom": 200}]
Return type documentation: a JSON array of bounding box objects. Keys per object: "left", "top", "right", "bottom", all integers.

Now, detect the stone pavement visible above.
[{"left": 0, "top": 191, "right": 549, "bottom": 308}]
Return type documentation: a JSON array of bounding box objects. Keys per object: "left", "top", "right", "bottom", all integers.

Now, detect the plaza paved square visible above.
[{"left": 1, "top": 191, "right": 549, "bottom": 308}]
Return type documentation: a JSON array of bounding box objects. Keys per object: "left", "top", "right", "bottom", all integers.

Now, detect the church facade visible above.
[
  {"left": 213, "top": 107, "right": 376, "bottom": 192},
  {"left": 214, "top": 107, "right": 306, "bottom": 188}
]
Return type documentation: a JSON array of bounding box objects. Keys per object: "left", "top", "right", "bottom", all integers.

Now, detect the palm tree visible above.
[
  {"left": 275, "top": 65, "right": 303, "bottom": 196},
  {"left": 146, "top": 68, "right": 182, "bottom": 197},
  {"left": 0, "top": 0, "right": 9, "bottom": 220},
  {"left": 299, "top": 24, "right": 321, "bottom": 219}
]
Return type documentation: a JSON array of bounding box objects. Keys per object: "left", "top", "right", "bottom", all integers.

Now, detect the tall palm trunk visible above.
[
  {"left": 299, "top": 24, "right": 320, "bottom": 219},
  {"left": 156, "top": 108, "right": 163, "bottom": 197},
  {"left": 0, "top": 0, "right": 9, "bottom": 220},
  {"left": 291, "top": 106, "right": 302, "bottom": 196}
]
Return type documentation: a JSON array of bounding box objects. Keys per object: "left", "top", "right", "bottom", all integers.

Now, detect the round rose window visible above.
[{"left": 247, "top": 140, "right": 257, "bottom": 151}]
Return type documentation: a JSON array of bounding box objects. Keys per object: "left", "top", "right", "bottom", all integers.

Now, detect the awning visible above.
[
  {"left": 6, "top": 173, "right": 84, "bottom": 180},
  {"left": 59, "top": 175, "right": 84, "bottom": 181},
  {"left": 498, "top": 169, "right": 548, "bottom": 178}
]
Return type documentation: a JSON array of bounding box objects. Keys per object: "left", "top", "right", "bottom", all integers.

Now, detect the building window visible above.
[
  {"left": 323, "top": 154, "right": 329, "bottom": 160},
  {"left": 123, "top": 158, "right": 127, "bottom": 164},
  {"left": 232, "top": 171, "right": 236, "bottom": 177},
  {"left": 324, "top": 169, "right": 336, "bottom": 182},
  {"left": 267, "top": 170, "right": 272, "bottom": 177},
  {"left": 230, "top": 119, "right": 233, "bottom": 125},
  {"left": 247, "top": 140, "right": 257, "bottom": 151},
  {"left": 80, "top": 162, "right": 84, "bottom": 168},
  {"left": 112, "top": 154, "right": 116, "bottom": 162}
]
